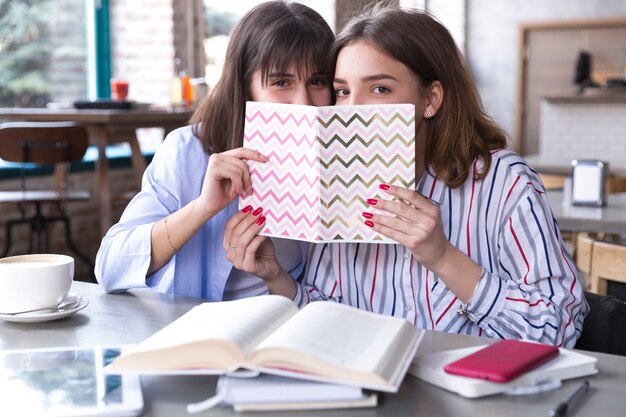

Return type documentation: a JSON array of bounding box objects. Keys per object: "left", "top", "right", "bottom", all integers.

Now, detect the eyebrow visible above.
[
  {"left": 268, "top": 72, "right": 296, "bottom": 78},
  {"left": 334, "top": 74, "right": 400, "bottom": 84}
]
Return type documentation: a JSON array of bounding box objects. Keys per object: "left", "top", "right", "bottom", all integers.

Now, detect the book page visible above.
[
  {"left": 240, "top": 102, "right": 321, "bottom": 240},
  {"left": 107, "top": 295, "right": 297, "bottom": 372},
  {"left": 249, "top": 301, "right": 418, "bottom": 385}
]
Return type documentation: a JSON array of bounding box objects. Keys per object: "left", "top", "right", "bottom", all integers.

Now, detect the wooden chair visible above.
[
  {"left": 575, "top": 233, "right": 594, "bottom": 289},
  {"left": 589, "top": 239, "right": 626, "bottom": 296},
  {"left": 539, "top": 173, "right": 566, "bottom": 191},
  {"left": 0, "top": 122, "right": 94, "bottom": 278}
]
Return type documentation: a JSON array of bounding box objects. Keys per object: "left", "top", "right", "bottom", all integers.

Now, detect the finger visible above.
[
  {"left": 241, "top": 235, "right": 267, "bottom": 271},
  {"left": 223, "top": 147, "right": 269, "bottom": 163},
  {"left": 222, "top": 157, "right": 253, "bottom": 196},
  {"left": 378, "top": 183, "right": 434, "bottom": 210},
  {"left": 364, "top": 217, "right": 407, "bottom": 244},
  {"left": 230, "top": 208, "right": 264, "bottom": 254},
  {"left": 223, "top": 205, "right": 253, "bottom": 249}
]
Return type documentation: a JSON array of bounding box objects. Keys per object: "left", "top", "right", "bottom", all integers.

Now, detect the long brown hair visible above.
[
  {"left": 190, "top": 1, "right": 334, "bottom": 154},
  {"left": 330, "top": 7, "right": 507, "bottom": 188}
]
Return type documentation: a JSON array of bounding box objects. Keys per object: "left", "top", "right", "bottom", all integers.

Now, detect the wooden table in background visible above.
[
  {"left": 548, "top": 190, "right": 626, "bottom": 235},
  {"left": 0, "top": 107, "right": 191, "bottom": 236}
]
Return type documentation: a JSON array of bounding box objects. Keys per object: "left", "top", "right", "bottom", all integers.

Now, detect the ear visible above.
[{"left": 423, "top": 81, "right": 444, "bottom": 118}]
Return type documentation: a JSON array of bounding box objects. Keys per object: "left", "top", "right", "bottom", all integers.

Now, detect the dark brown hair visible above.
[
  {"left": 190, "top": 1, "right": 334, "bottom": 154},
  {"left": 330, "top": 7, "right": 507, "bottom": 188}
]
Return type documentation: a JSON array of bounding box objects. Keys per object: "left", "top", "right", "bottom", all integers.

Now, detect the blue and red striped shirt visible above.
[{"left": 293, "top": 149, "right": 588, "bottom": 348}]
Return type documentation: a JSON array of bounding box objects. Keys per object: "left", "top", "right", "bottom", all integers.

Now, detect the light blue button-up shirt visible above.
[{"left": 95, "top": 126, "right": 307, "bottom": 300}]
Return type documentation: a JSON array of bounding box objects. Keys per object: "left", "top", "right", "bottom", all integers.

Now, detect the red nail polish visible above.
[
  {"left": 362, "top": 211, "right": 373, "bottom": 219},
  {"left": 367, "top": 198, "right": 378, "bottom": 205},
  {"left": 256, "top": 216, "right": 266, "bottom": 225},
  {"left": 379, "top": 184, "right": 390, "bottom": 190},
  {"left": 242, "top": 205, "right": 253, "bottom": 214},
  {"left": 252, "top": 207, "right": 263, "bottom": 216},
  {"left": 365, "top": 220, "right": 375, "bottom": 228}
]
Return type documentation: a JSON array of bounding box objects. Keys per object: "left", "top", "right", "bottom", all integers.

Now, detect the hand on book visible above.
[
  {"left": 367, "top": 184, "right": 482, "bottom": 303},
  {"left": 199, "top": 147, "right": 269, "bottom": 217},
  {"left": 224, "top": 208, "right": 296, "bottom": 297},
  {"left": 365, "top": 184, "right": 449, "bottom": 269}
]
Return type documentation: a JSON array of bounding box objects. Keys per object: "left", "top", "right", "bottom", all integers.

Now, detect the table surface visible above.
[
  {"left": 548, "top": 190, "right": 626, "bottom": 234},
  {"left": 525, "top": 154, "right": 626, "bottom": 177},
  {"left": 1, "top": 281, "right": 625, "bottom": 417},
  {"left": 0, "top": 107, "right": 191, "bottom": 125}
]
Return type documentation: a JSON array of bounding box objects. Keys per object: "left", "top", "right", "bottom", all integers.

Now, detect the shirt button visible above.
[
  {"left": 403, "top": 252, "right": 410, "bottom": 260},
  {"left": 405, "top": 304, "right": 413, "bottom": 311}
]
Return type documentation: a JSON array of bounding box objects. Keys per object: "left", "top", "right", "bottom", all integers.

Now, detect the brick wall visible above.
[
  {"left": 110, "top": 0, "right": 176, "bottom": 106},
  {"left": 0, "top": 166, "right": 138, "bottom": 282},
  {"left": 539, "top": 100, "right": 626, "bottom": 168},
  {"left": 110, "top": 0, "right": 205, "bottom": 106}
]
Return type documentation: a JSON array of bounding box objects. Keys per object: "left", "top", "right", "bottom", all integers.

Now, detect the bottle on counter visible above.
[{"left": 170, "top": 58, "right": 183, "bottom": 109}]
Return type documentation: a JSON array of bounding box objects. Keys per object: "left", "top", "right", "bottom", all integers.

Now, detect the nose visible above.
[
  {"left": 291, "top": 85, "right": 313, "bottom": 105},
  {"left": 346, "top": 92, "right": 364, "bottom": 106}
]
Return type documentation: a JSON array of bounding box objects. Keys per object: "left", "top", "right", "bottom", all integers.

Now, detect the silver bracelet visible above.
[
  {"left": 164, "top": 217, "right": 178, "bottom": 254},
  {"left": 456, "top": 267, "right": 486, "bottom": 317}
]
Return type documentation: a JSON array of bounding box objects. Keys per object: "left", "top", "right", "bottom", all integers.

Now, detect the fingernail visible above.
[
  {"left": 365, "top": 220, "right": 375, "bottom": 228},
  {"left": 252, "top": 207, "right": 263, "bottom": 216},
  {"left": 362, "top": 211, "right": 374, "bottom": 219},
  {"left": 256, "top": 216, "right": 266, "bottom": 225},
  {"left": 367, "top": 198, "right": 378, "bottom": 205},
  {"left": 242, "top": 205, "right": 253, "bottom": 214},
  {"left": 379, "top": 184, "right": 390, "bottom": 190},
  {"left": 259, "top": 152, "right": 269, "bottom": 161}
]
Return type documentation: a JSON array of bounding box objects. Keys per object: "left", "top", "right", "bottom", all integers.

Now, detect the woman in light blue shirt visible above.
[{"left": 95, "top": 2, "right": 334, "bottom": 300}]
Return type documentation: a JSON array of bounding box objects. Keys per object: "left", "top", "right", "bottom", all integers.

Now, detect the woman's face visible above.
[
  {"left": 333, "top": 40, "right": 422, "bottom": 107},
  {"left": 249, "top": 65, "right": 331, "bottom": 106}
]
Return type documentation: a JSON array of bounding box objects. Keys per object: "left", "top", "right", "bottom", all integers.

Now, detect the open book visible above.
[
  {"left": 410, "top": 344, "right": 598, "bottom": 398},
  {"left": 106, "top": 295, "right": 421, "bottom": 393},
  {"left": 240, "top": 102, "right": 416, "bottom": 242}
]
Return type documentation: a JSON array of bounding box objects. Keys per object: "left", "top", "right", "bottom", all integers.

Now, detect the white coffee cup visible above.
[{"left": 0, "top": 254, "right": 74, "bottom": 314}]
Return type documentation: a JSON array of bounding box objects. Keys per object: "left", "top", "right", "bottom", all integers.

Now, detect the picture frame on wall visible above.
[{"left": 571, "top": 160, "right": 608, "bottom": 207}]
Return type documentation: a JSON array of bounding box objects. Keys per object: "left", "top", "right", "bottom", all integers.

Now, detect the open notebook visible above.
[
  {"left": 409, "top": 345, "right": 598, "bottom": 398},
  {"left": 240, "top": 102, "right": 416, "bottom": 243}
]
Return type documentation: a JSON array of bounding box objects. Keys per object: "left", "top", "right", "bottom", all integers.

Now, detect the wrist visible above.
[
  {"left": 190, "top": 197, "right": 220, "bottom": 223},
  {"left": 264, "top": 269, "right": 297, "bottom": 298}
]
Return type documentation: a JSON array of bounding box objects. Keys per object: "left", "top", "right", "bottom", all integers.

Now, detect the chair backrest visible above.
[
  {"left": 575, "top": 233, "right": 594, "bottom": 289},
  {"left": 590, "top": 239, "right": 626, "bottom": 295},
  {"left": 0, "top": 122, "right": 88, "bottom": 164},
  {"left": 575, "top": 291, "right": 626, "bottom": 356}
]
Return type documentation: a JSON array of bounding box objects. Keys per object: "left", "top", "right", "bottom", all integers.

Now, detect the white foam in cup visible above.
[{"left": 0, "top": 254, "right": 74, "bottom": 314}]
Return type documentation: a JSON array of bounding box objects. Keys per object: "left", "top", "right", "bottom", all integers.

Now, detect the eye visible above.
[
  {"left": 271, "top": 79, "right": 289, "bottom": 87},
  {"left": 334, "top": 88, "right": 349, "bottom": 97},
  {"left": 372, "top": 86, "right": 391, "bottom": 94},
  {"left": 309, "top": 78, "right": 327, "bottom": 88}
]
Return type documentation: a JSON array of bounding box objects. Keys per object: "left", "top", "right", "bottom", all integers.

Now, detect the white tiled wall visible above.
[{"left": 539, "top": 101, "right": 626, "bottom": 168}]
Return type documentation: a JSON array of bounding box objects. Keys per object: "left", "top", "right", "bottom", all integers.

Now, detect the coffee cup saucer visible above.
[{"left": 0, "top": 293, "right": 88, "bottom": 323}]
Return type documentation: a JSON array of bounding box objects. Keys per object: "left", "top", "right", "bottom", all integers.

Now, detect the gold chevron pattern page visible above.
[{"left": 239, "top": 102, "right": 415, "bottom": 242}]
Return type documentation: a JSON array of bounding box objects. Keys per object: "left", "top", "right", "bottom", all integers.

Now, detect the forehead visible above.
[{"left": 335, "top": 41, "right": 410, "bottom": 79}]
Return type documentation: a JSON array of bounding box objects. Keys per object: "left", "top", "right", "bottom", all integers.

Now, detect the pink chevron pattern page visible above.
[{"left": 240, "top": 102, "right": 415, "bottom": 242}]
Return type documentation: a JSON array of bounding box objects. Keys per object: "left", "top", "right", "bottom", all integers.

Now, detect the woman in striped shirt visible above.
[{"left": 294, "top": 7, "right": 587, "bottom": 348}]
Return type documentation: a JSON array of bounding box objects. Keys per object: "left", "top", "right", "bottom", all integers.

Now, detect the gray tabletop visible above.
[
  {"left": 548, "top": 190, "right": 626, "bottom": 234},
  {"left": 1, "top": 281, "right": 625, "bottom": 416}
]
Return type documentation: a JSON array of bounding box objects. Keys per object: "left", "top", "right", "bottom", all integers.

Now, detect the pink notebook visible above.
[{"left": 240, "top": 102, "right": 416, "bottom": 243}]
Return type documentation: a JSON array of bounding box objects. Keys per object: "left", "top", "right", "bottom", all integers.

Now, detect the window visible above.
[{"left": 0, "top": 0, "right": 110, "bottom": 108}]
